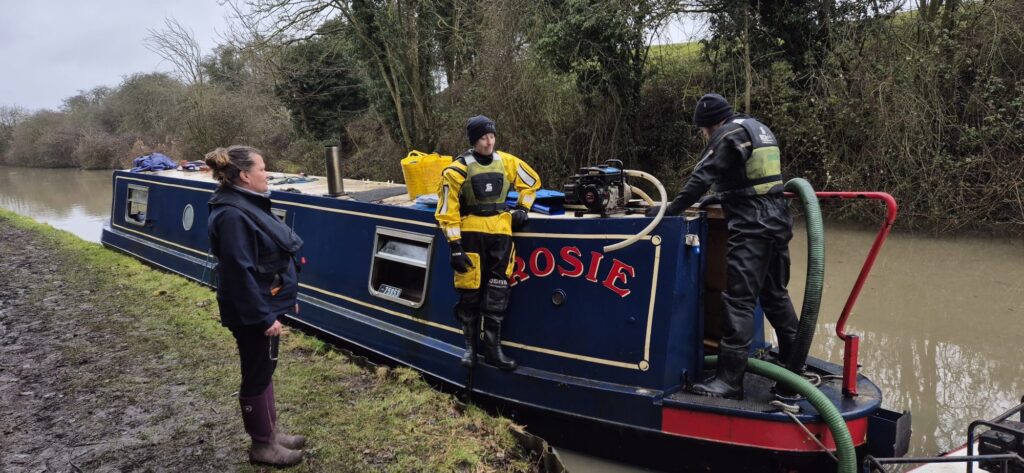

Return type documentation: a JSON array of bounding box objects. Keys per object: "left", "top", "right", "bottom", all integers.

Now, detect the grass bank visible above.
[{"left": 0, "top": 209, "right": 541, "bottom": 472}]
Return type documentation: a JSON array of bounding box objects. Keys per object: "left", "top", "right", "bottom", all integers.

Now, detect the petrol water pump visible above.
[{"left": 562, "top": 159, "right": 632, "bottom": 215}]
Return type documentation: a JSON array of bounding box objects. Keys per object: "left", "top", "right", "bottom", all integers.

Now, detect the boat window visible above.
[
  {"left": 126, "top": 185, "right": 149, "bottom": 226},
  {"left": 271, "top": 208, "right": 286, "bottom": 223},
  {"left": 368, "top": 227, "right": 434, "bottom": 308}
]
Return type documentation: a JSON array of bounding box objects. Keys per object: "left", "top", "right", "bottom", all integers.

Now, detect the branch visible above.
[{"left": 145, "top": 17, "right": 206, "bottom": 86}]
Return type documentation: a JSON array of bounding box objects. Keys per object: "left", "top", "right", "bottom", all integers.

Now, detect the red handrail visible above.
[
  {"left": 786, "top": 191, "right": 898, "bottom": 396},
  {"left": 812, "top": 192, "right": 898, "bottom": 340}
]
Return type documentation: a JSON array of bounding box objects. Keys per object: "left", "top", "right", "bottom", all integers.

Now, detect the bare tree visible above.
[
  {"left": 145, "top": 17, "right": 207, "bottom": 86},
  {"left": 0, "top": 105, "right": 28, "bottom": 130},
  {"left": 0, "top": 105, "right": 29, "bottom": 159},
  {"left": 230, "top": 0, "right": 337, "bottom": 42}
]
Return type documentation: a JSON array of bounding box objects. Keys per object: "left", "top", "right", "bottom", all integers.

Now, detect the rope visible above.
[
  {"left": 770, "top": 400, "right": 838, "bottom": 462},
  {"left": 201, "top": 248, "right": 214, "bottom": 286},
  {"left": 785, "top": 369, "right": 823, "bottom": 387},
  {"left": 769, "top": 399, "right": 801, "bottom": 413},
  {"left": 805, "top": 372, "right": 823, "bottom": 386}
]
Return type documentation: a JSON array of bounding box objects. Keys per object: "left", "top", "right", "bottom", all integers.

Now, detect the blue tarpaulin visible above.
[
  {"left": 130, "top": 153, "right": 178, "bottom": 173},
  {"left": 412, "top": 189, "right": 566, "bottom": 215},
  {"left": 507, "top": 189, "right": 565, "bottom": 215}
]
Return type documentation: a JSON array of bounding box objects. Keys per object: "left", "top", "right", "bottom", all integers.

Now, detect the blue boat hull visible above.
[{"left": 101, "top": 170, "right": 903, "bottom": 470}]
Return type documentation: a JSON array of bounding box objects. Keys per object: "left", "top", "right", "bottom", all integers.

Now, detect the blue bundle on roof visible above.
[
  {"left": 411, "top": 189, "right": 566, "bottom": 215},
  {"left": 130, "top": 153, "right": 178, "bottom": 173},
  {"left": 507, "top": 190, "right": 565, "bottom": 215}
]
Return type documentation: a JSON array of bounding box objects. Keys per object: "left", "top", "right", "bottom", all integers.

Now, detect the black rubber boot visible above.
[
  {"left": 776, "top": 332, "right": 797, "bottom": 367},
  {"left": 460, "top": 323, "right": 478, "bottom": 368},
  {"left": 688, "top": 348, "right": 747, "bottom": 400},
  {"left": 772, "top": 333, "right": 803, "bottom": 399},
  {"left": 482, "top": 318, "right": 516, "bottom": 371}
]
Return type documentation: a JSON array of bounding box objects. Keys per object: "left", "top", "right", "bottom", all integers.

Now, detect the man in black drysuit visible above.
[{"left": 647, "top": 93, "right": 799, "bottom": 400}]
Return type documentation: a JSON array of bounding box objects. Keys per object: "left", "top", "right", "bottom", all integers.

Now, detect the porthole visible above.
[
  {"left": 551, "top": 289, "right": 566, "bottom": 306},
  {"left": 182, "top": 204, "right": 195, "bottom": 231}
]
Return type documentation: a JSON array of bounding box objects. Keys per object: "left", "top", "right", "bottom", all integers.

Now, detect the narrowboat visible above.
[{"left": 101, "top": 153, "right": 911, "bottom": 472}]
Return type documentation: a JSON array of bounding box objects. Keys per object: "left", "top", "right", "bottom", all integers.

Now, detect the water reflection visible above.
[
  {"left": 0, "top": 165, "right": 112, "bottom": 242},
  {"left": 788, "top": 223, "right": 1024, "bottom": 456}
]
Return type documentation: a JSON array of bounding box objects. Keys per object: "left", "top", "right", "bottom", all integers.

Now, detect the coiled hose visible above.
[
  {"left": 704, "top": 356, "right": 856, "bottom": 473},
  {"left": 603, "top": 170, "right": 667, "bottom": 253},
  {"left": 784, "top": 178, "right": 824, "bottom": 374}
]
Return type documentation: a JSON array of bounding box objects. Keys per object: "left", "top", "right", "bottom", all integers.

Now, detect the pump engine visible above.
[{"left": 562, "top": 159, "right": 632, "bottom": 214}]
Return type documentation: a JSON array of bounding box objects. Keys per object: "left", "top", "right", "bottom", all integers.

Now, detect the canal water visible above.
[
  {"left": 0, "top": 166, "right": 112, "bottom": 243},
  {"left": 2, "top": 164, "right": 1022, "bottom": 471}
]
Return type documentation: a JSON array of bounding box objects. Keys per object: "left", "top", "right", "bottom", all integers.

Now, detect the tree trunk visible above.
[
  {"left": 744, "top": 4, "right": 752, "bottom": 114},
  {"left": 339, "top": 3, "right": 415, "bottom": 150},
  {"left": 941, "top": 0, "right": 959, "bottom": 31}
]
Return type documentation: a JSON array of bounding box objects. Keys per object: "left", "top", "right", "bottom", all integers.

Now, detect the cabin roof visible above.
[
  {"left": 132, "top": 168, "right": 414, "bottom": 205},
  {"left": 127, "top": 168, "right": 721, "bottom": 220}
]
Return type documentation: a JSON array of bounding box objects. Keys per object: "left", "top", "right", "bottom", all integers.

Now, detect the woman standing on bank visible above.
[{"left": 205, "top": 146, "right": 306, "bottom": 466}]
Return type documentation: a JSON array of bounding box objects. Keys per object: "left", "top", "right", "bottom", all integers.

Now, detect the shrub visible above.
[
  {"left": 74, "top": 130, "right": 132, "bottom": 169},
  {"left": 107, "top": 73, "right": 185, "bottom": 143},
  {"left": 6, "top": 111, "right": 78, "bottom": 168},
  {"left": 175, "top": 85, "right": 293, "bottom": 162}
]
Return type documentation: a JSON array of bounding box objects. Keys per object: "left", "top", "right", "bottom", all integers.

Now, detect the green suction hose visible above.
[
  {"left": 784, "top": 178, "right": 824, "bottom": 373},
  {"left": 704, "top": 356, "right": 857, "bottom": 473}
]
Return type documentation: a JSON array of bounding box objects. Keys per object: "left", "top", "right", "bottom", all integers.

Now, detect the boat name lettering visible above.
[{"left": 510, "top": 246, "right": 635, "bottom": 298}]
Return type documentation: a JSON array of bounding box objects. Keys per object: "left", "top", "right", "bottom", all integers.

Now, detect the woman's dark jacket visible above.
[{"left": 208, "top": 186, "right": 303, "bottom": 331}]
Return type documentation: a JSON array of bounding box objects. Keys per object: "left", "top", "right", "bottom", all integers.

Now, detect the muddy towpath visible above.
[{"left": 0, "top": 211, "right": 542, "bottom": 472}]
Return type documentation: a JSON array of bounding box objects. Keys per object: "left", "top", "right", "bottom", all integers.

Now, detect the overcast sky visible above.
[
  {"left": 0, "top": 0, "right": 233, "bottom": 111},
  {"left": 0, "top": 1, "right": 705, "bottom": 112}
]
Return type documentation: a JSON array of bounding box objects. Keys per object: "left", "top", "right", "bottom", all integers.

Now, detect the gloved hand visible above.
[
  {"left": 449, "top": 240, "right": 474, "bottom": 273},
  {"left": 645, "top": 205, "right": 662, "bottom": 217},
  {"left": 510, "top": 208, "right": 529, "bottom": 230},
  {"left": 696, "top": 195, "right": 720, "bottom": 208}
]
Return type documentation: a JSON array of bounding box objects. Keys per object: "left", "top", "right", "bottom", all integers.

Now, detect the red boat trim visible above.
[{"left": 661, "top": 407, "right": 868, "bottom": 452}]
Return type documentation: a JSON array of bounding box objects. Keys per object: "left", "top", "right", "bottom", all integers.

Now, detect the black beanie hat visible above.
[
  {"left": 467, "top": 115, "right": 497, "bottom": 145},
  {"left": 693, "top": 93, "right": 733, "bottom": 128}
]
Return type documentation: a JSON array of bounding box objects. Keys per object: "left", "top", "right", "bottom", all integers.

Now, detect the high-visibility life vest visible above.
[
  {"left": 716, "top": 117, "right": 784, "bottom": 198},
  {"left": 458, "top": 152, "right": 511, "bottom": 215}
]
